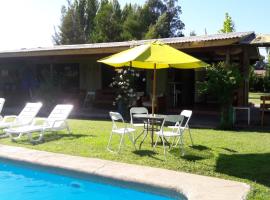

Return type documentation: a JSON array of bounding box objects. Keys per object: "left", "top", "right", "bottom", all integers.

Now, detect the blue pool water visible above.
[{"left": 0, "top": 161, "right": 180, "bottom": 200}]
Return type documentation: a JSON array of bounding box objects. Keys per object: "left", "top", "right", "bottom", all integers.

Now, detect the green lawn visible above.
[
  {"left": 0, "top": 119, "right": 270, "bottom": 200},
  {"left": 249, "top": 92, "right": 270, "bottom": 106}
]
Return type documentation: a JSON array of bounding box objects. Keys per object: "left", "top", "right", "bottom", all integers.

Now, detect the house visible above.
[{"left": 0, "top": 31, "right": 268, "bottom": 113}]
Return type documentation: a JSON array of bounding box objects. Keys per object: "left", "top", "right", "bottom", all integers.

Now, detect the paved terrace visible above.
[
  {"left": 3, "top": 105, "right": 270, "bottom": 129},
  {"left": 1, "top": 105, "right": 221, "bottom": 128},
  {"left": 0, "top": 145, "right": 249, "bottom": 200}
]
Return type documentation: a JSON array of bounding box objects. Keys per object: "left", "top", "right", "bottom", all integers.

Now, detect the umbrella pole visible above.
[
  {"left": 150, "top": 64, "right": 157, "bottom": 147},
  {"left": 152, "top": 64, "right": 157, "bottom": 115}
]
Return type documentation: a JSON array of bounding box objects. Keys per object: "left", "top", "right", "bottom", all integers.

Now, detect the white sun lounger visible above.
[
  {"left": 0, "top": 102, "right": 42, "bottom": 137},
  {"left": 5, "top": 104, "right": 73, "bottom": 142}
]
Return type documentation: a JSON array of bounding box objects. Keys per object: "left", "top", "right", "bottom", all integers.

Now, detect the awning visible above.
[{"left": 248, "top": 34, "right": 270, "bottom": 47}]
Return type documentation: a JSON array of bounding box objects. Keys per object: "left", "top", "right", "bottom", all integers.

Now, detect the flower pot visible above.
[{"left": 117, "top": 101, "right": 129, "bottom": 119}]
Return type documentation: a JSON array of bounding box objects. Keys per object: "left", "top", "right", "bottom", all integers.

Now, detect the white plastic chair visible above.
[
  {"left": 130, "top": 107, "right": 150, "bottom": 144},
  {"left": 5, "top": 104, "right": 73, "bottom": 142},
  {"left": 83, "top": 91, "right": 95, "bottom": 107},
  {"left": 130, "top": 107, "right": 149, "bottom": 127},
  {"left": 168, "top": 110, "right": 193, "bottom": 146},
  {"left": 154, "top": 115, "right": 185, "bottom": 158},
  {"left": 0, "top": 102, "right": 43, "bottom": 138},
  {"left": 108, "top": 112, "right": 136, "bottom": 153},
  {"left": 0, "top": 98, "right": 5, "bottom": 120}
]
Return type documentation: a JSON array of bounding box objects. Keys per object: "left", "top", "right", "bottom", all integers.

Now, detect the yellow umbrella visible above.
[{"left": 98, "top": 41, "right": 207, "bottom": 114}]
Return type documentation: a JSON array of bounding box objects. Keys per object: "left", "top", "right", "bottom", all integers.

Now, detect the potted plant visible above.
[{"left": 110, "top": 68, "right": 138, "bottom": 118}]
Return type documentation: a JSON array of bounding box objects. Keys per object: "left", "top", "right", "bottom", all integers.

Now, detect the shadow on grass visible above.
[
  {"left": 216, "top": 153, "right": 270, "bottom": 187},
  {"left": 219, "top": 147, "right": 238, "bottom": 153},
  {"left": 14, "top": 133, "right": 92, "bottom": 145},
  {"left": 170, "top": 145, "right": 214, "bottom": 162},
  {"left": 44, "top": 132, "right": 93, "bottom": 141},
  {"left": 181, "top": 154, "right": 206, "bottom": 161},
  {"left": 209, "top": 124, "right": 270, "bottom": 133},
  {"left": 190, "top": 145, "right": 211, "bottom": 151},
  {"left": 231, "top": 127, "right": 270, "bottom": 133},
  {"left": 152, "top": 141, "right": 170, "bottom": 146},
  {"left": 133, "top": 150, "right": 163, "bottom": 161}
]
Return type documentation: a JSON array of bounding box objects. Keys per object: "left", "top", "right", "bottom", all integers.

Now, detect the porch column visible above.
[
  {"left": 238, "top": 47, "right": 249, "bottom": 106},
  {"left": 243, "top": 47, "right": 250, "bottom": 106},
  {"left": 225, "top": 48, "right": 231, "bottom": 67}
]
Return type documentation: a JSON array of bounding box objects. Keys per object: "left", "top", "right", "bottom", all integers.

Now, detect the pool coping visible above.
[{"left": 0, "top": 144, "right": 250, "bottom": 200}]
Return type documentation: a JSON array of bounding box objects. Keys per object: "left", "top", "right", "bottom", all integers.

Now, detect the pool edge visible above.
[
  {"left": 0, "top": 157, "right": 183, "bottom": 199},
  {"left": 0, "top": 145, "right": 250, "bottom": 200}
]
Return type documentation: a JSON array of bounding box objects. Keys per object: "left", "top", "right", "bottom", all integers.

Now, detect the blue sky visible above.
[
  {"left": 0, "top": 0, "right": 269, "bottom": 52},
  {"left": 182, "top": 0, "right": 269, "bottom": 35}
]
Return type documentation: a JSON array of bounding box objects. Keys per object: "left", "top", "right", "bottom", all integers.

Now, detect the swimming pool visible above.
[{"left": 0, "top": 161, "right": 183, "bottom": 200}]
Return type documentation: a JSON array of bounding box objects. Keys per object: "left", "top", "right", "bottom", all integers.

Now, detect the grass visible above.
[
  {"left": 0, "top": 119, "right": 270, "bottom": 200},
  {"left": 249, "top": 92, "right": 270, "bottom": 106}
]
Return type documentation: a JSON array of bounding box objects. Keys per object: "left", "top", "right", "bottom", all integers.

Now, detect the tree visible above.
[
  {"left": 53, "top": 2, "right": 85, "bottom": 44},
  {"left": 54, "top": 0, "right": 185, "bottom": 44},
  {"left": 121, "top": 4, "right": 142, "bottom": 40},
  {"left": 164, "top": 0, "right": 184, "bottom": 37},
  {"left": 219, "top": 12, "right": 235, "bottom": 33},
  {"left": 91, "top": 0, "right": 122, "bottom": 42},
  {"left": 53, "top": 0, "right": 98, "bottom": 44},
  {"left": 83, "top": 0, "right": 99, "bottom": 40},
  {"left": 145, "top": 13, "right": 169, "bottom": 39},
  {"left": 138, "top": 0, "right": 166, "bottom": 39},
  {"left": 143, "top": 0, "right": 184, "bottom": 39}
]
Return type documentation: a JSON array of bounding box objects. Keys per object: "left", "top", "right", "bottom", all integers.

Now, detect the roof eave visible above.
[{"left": 0, "top": 32, "right": 256, "bottom": 58}]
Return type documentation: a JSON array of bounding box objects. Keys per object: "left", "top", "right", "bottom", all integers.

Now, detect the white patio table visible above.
[{"left": 133, "top": 114, "right": 167, "bottom": 148}]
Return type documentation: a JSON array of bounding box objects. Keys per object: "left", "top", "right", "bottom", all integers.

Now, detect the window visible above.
[{"left": 36, "top": 63, "right": 80, "bottom": 92}]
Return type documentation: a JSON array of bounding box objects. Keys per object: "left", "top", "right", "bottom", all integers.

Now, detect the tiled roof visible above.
[{"left": 0, "top": 31, "right": 255, "bottom": 54}]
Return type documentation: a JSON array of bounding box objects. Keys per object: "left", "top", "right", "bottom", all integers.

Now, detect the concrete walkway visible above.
[{"left": 0, "top": 145, "right": 249, "bottom": 200}]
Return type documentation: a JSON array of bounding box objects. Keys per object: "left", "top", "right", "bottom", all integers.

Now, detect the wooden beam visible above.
[
  {"left": 243, "top": 47, "right": 250, "bottom": 106},
  {"left": 171, "top": 38, "right": 240, "bottom": 49},
  {"left": 225, "top": 48, "right": 231, "bottom": 67},
  {"left": 237, "top": 47, "right": 250, "bottom": 106},
  {"left": 0, "top": 47, "right": 129, "bottom": 58}
]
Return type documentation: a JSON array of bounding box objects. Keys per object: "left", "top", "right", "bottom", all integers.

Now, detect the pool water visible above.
[{"left": 0, "top": 161, "right": 180, "bottom": 200}]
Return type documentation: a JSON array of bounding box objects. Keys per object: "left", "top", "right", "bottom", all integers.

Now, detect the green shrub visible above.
[
  {"left": 250, "top": 67, "right": 270, "bottom": 92},
  {"left": 199, "top": 62, "right": 242, "bottom": 129}
]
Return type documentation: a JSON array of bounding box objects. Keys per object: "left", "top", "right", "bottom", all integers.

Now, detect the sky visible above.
[{"left": 0, "top": 0, "right": 269, "bottom": 55}]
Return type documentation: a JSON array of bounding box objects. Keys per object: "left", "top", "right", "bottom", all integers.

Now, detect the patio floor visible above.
[{"left": 2, "top": 104, "right": 270, "bottom": 129}]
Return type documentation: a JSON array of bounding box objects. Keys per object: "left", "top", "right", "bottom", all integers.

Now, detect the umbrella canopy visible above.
[
  {"left": 98, "top": 41, "right": 207, "bottom": 69},
  {"left": 98, "top": 41, "right": 207, "bottom": 114}
]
